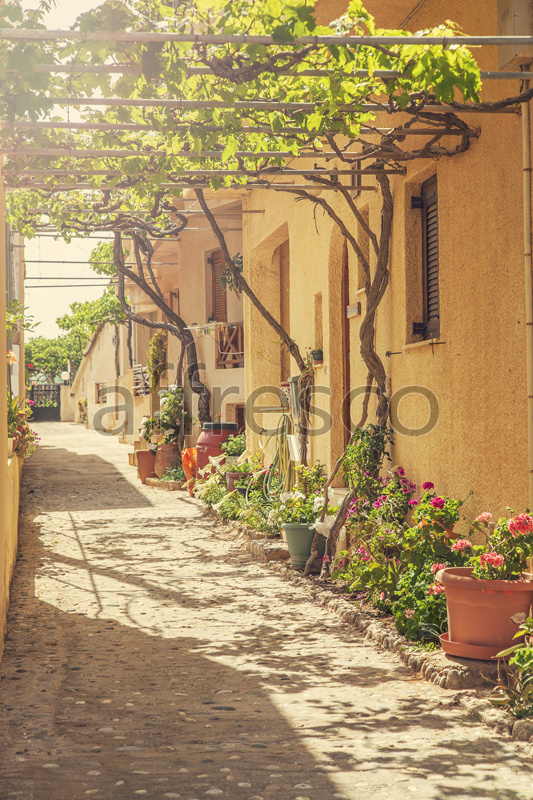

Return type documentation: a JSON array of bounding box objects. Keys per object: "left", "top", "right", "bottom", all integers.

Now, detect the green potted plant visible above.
[
  {"left": 221, "top": 433, "right": 247, "bottom": 465},
  {"left": 274, "top": 490, "right": 326, "bottom": 568},
  {"left": 436, "top": 512, "right": 533, "bottom": 659},
  {"left": 269, "top": 463, "right": 328, "bottom": 568},
  {"left": 311, "top": 348, "right": 323, "bottom": 364},
  {"left": 226, "top": 460, "right": 252, "bottom": 493},
  {"left": 137, "top": 416, "right": 160, "bottom": 484},
  {"left": 154, "top": 387, "right": 187, "bottom": 478}
]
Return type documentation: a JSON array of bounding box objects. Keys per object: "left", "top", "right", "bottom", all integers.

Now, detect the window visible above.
[
  {"left": 95, "top": 382, "right": 107, "bottom": 405},
  {"left": 421, "top": 175, "right": 440, "bottom": 338},
  {"left": 209, "top": 249, "right": 227, "bottom": 322}
]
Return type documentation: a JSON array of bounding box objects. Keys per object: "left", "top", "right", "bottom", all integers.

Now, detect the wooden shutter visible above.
[
  {"left": 422, "top": 176, "right": 440, "bottom": 337},
  {"left": 211, "top": 249, "right": 227, "bottom": 322}
]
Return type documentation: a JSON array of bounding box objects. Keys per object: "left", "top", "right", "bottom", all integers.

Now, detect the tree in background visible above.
[{"left": 26, "top": 286, "right": 129, "bottom": 383}]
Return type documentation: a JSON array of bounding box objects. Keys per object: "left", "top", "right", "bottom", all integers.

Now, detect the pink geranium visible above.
[
  {"left": 451, "top": 539, "right": 473, "bottom": 552},
  {"left": 475, "top": 512, "right": 493, "bottom": 524},
  {"left": 430, "top": 497, "right": 445, "bottom": 509},
  {"left": 508, "top": 514, "right": 533, "bottom": 537},
  {"left": 428, "top": 583, "right": 445, "bottom": 596},
  {"left": 422, "top": 481, "right": 434, "bottom": 491},
  {"left": 480, "top": 552, "right": 504, "bottom": 568},
  {"left": 431, "top": 562, "right": 448, "bottom": 574},
  {"left": 356, "top": 546, "right": 372, "bottom": 562},
  {"left": 408, "top": 499, "right": 418, "bottom": 507},
  {"left": 405, "top": 609, "right": 415, "bottom": 618}
]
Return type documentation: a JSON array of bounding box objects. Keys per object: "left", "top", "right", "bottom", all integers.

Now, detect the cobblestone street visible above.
[{"left": 0, "top": 423, "right": 531, "bottom": 799}]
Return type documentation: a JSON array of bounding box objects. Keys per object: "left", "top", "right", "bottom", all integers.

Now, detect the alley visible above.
[{"left": 0, "top": 423, "right": 531, "bottom": 800}]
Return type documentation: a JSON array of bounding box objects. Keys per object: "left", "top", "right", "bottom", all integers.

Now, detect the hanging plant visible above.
[{"left": 147, "top": 330, "right": 168, "bottom": 390}]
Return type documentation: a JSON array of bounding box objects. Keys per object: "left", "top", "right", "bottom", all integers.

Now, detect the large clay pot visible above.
[
  {"left": 154, "top": 443, "right": 180, "bottom": 478},
  {"left": 436, "top": 566, "right": 533, "bottom": 659},
  {"left": 137, "top": 450, "right": 157, "bottom": 484},
  {"left": 282, "top": 523, "right": 326, "bottom": 569},
  {"left": 196, "top": 422, "right": 238, "bottom": 477}
]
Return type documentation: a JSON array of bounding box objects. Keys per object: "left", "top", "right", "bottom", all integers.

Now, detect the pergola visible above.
[{"left": 3, "top": 15, "right": 533, "bottom": 551}]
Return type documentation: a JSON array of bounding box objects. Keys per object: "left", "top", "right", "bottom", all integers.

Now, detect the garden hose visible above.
[{"left": 264, "top": 414, "right": 294, "bottom": 498}]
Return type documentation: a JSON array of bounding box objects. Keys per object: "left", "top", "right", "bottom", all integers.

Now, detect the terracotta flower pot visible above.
[
  {"left": 154, "top": 443, "right": 181, "bottom": 478},
  {"left": 137, "top": 450, "right": 157, "bottom": 484},
  {"left": 226, "top": 471, "right": 250, "bottom": 492},
  {"left": 436, "top": 566, "right": 533, "bottom": 659}
]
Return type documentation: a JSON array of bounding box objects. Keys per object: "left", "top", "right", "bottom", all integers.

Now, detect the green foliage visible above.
[
  {"left": 89, "top": 241, "right": 116, "bottom": 276},
  {"left": 412, "top": 488, "right": 467, "bottom": 536},
  {"left": 227, "top": 461, "right": 252, "bottom": 475},
  {"left": 220, "top": 433, "right": 246, "bottom": 457},
  {"left": 159, "top": 385, "right": 186, "bottom": 443},
  {"left": 56, "top": 287, "right": 127, "bottom": 338},
  {"left": 391, "top": 565, "right": 448, "bottom": 643},
  {"left": 490, "top": 619, "right": 533, "bottom": 718},
  {"left": 266, "top": 461, "right": 327, "bottom": 529},
  {"left": 220, "top": 253, "right": 244, "bottom": 291},
  {"left": 2, "top": 2, "right": 482, "bottom": 240},
  {"left": 7, "top": 394, "right": 23, "bottom": 437},
  {"left": 26, "top": 333, "right": 83, "bottom": 382},
  {"left": 467, "top": 514, "right": 533, "bottom": 580},
  {"left": 147, "top": 330, "right": 168, "bottom": 390},
  {"left": 8, "top": 397, "right": 40, "bottom": 459},
  {"left": 161, "top": 465, "right": 186, "bottom": 482},
  {"left": 6, "top": 298, "right": 38, "bottom": 336},
  {"left": 139, "top": 415, "right": 161, "bottom": 450},
  {"left": 342, "top": 424, "right": 393, "bottom": 496}
]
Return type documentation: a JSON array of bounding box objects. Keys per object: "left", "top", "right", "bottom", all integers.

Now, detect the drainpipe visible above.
[{"left": 522, "top": 74, "right": 533, "bottom": 511}]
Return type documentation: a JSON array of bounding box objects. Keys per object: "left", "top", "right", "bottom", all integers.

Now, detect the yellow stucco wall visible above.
[
  {"left": 0, "top": 176, "right": 22, "bottom": 663},
  {"left": 242, "top": 0, "right": 531, "bottom": 521}
]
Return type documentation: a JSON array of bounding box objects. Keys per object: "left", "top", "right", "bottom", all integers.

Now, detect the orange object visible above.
[{"left": 182, "top": 448, "right": 197, "bottom": 497}]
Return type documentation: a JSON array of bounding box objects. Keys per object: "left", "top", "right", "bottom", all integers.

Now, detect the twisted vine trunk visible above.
[
  {"left": 113, "top": 231, "right": 212, "bottom": 424},
  {"left": 194, "top": 189, "right": 313, "bottom": 465}
]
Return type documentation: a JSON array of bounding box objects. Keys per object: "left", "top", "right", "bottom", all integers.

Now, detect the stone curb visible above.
[{"left": 201, "top": 507, "right": 529, "bottom": 742}]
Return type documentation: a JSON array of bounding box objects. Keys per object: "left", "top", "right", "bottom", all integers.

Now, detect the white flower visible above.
[
  {"left": 313, "top": 496, "right": 324, "bottom": 512},
  {"left": 141, "top": 417, "right": 148, "bottom": 426},
  {"left": 280, "top": 491, "right": 292, "bottom": 502},
  {"left": 293, "top": 491, "right": 305, "bottom": 502}
]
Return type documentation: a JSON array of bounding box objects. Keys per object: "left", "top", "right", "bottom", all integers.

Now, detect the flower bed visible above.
[{"left": 195, "top": 424, "right": 533, "bottom": 652}]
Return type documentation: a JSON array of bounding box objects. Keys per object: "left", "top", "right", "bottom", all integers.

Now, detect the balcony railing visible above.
[
  {"left": 95, "top": 382, "right": 107, "bottom": 404},
  {"left": 133, "top": 365, "right": 150, "bottom": 396},
  {"left": 216, "top": 322, "right": 244, "bottom": 369}
]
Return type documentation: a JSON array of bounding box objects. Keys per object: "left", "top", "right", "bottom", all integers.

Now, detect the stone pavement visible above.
[{"left": 0, "top": 422, "right": 531, "bottom": 800}]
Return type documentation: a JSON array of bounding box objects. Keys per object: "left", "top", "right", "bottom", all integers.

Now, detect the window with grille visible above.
[
  {"left": 210, "top": 249, "right": 227, "bottom": 322},
  {"left": 422, "top": 175, "right": 440, "bottom": 339},
  {"left": 95, "top": 382, "right": 107, "bottom": 405}
]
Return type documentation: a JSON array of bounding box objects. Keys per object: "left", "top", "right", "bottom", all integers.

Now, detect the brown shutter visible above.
[
  {"left": 211, "top": 249, "right": 227, "bottom": 322},
  {"left": 422, "top": 176, "right": 439, "bottom": 337}
]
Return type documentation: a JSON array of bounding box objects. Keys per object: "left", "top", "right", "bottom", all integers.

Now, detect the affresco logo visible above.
[{"left": 92, "top": 382, "right": 439, "bottom": 439}]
